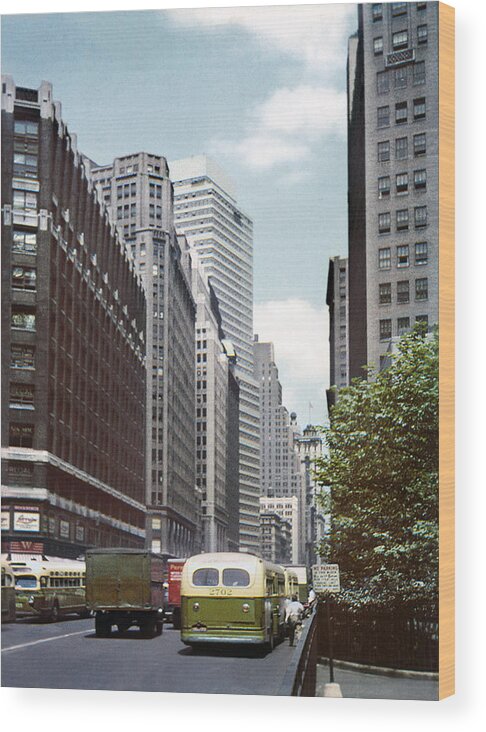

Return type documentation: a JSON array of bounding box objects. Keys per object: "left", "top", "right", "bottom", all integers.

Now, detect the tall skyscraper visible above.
[
  {"left": 347, "top": 2, "right": 438, "bottom": 378},
  {"left": 170, "top": 155, "right": 260, "bottom": 553},
  {"left": 253, "top": 338, "right": 301, "bottom": 499},
  {"left": 254, "top": 337, "right": 303, "bottom": 562},
  {"left": 89, "top": 152, "right": 197, "bottom": 558},
  {"left": 1, "top": 78, "right": 146, "bottom": 557}
]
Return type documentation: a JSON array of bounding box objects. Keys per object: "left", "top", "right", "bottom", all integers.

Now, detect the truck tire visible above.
[
  {"left": 140, "top": 617, "right": 156, "bottom": 638},
  {"left": 156, "top": 620, "right": 163, "bottom": 636},
  {"left": 95, "top": 614, "right": 111, "bottom": 637}
]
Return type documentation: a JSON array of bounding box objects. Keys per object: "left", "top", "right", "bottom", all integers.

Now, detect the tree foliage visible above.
[{"left": 315, "top": 326, "right": 438, "bottom": 611}]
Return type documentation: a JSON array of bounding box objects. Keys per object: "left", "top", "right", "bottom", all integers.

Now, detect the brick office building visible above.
[{"left": 1, "top": 77, "right": 146, "bottom": 557}]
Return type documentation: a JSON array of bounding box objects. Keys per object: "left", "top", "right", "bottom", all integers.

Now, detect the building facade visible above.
[
  {"left": 253, "top": 337, "right": 302, "bottom": 496},
  {"left": 170, "top": 155, "right": 260, "bottom": 553},
  {"left": 326, "top": 256, "right": 349, "bottom": 407},
  {"left": 259, "top": 511, "right": 291, "bottom": 566},
  {"left": 294, "top": 426, "right": 326, "bottom": 568},
  {"left": 192, "top": 257, "right": 240, "bottom": 552},
  {"left": 89, "top": 153, "right": 197, "bottom": 558},
  {"left": 1, "top": 77, "right": 147, "bottom": 557},
  {"left": 259, "top": 495, "right": 299, "bottom": 565},
  {"left": 347, "top": 2, "right": 438, "bottom": 378}
]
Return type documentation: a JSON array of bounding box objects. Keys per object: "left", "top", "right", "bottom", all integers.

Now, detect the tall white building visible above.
[{"left": 169, "top": 156, "right": 260, "bottom": 553}]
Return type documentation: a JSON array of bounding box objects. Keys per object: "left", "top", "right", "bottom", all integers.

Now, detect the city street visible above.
[{"left": 2, "top": 617, "right": 297, "bottom": 695}]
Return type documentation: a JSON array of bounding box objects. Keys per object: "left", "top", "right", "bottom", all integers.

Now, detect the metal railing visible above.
[{"left": 278, "top": 609, "right": 318, "bottom": 696}]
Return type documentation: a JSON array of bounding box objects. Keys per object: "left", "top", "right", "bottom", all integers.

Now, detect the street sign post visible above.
[
  {"left": 312, "top": 563, "right": 341, "bottom": 593},
  {"left": 312, "top": 564, "right": 341, "bottom": 683}
]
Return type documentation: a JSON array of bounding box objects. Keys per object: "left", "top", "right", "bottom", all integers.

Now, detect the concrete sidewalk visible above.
[{"left": 316, "top": 662, "right": 439, "bottom": 700}]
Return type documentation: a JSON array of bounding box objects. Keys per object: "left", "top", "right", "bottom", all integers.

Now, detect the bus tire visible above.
[
  {"left": 50, "top": 602, "right": 60, "bottom": 623},
  {"left": 267, "top": 628, "right": 274, "bottom": 652}
]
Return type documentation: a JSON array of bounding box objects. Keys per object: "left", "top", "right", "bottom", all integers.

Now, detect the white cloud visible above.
[
  {"left": 212, "top": 84, "right": 346, "bottom": 171},
  {"left": 166, "top": 4, "right": 356, "bottom": 72},
  {"left": 254, "top": 298, "right": 329, "bottom": 423},
  {"left": 212, "top": 133, "right": 310, "bottom": 171},
  {"left": 257, "top": 85, "right": 346, "bottom": 138}
]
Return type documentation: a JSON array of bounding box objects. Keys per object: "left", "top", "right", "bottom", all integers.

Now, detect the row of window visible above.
[
  {"left": 13, "top": 230, "right": 37, "bottom": 254},
  {"left": 378, "top": 169, "right": 426, "bottom": 197},
  {"left": 378, "top": 133, "right": 427, "bottom": 161},
  {"left": 378, "top": 206, "right": 428, "bottom": 233},
  {"left": 378, "top": 242, "right": 428, "bottom": 269},
  {"left": 9, "top": 383, "right": 35, "bottom": 409},
  {"left": 377, "top": 62, "right": 425, "bottom": 94},
  {"left": 374, "top": 25, "right": 428, "bottom": 56},
  {"left": 116, "top": 203, "right": 137, "bottom": 219},
  {"left": 377, "top": 97, "right": 426, "bottom": 128},
  {"left": 117, "top": 182, "right": 136, "bottom": 199},
  {"left": 118, "top": 162, "right": 161, "bottom": 175},
  {"left": 380, "top": 314, "right": 429, "bottom": 341},
  {"left": 13, "top": 121, "right": 39, "bottom": 178},
  {"left": 372, "top": 3, "right": 427, "bottom": 22},
  {"left": 379, "top": 278, "right": 429, "bottom": 305}
]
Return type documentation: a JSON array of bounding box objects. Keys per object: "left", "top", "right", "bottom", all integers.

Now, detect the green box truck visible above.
[{"left": 86, "top": 549, "right": 165, "bottom": 638}]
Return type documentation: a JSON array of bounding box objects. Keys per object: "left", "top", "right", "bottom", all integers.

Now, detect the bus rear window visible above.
[
  {"left": 222, "top": 569, "right": 250, "bottom": 587},
  {"left": 15, "top": 575, "right": 37, "bottom": 589},
  {"left": 193, "top": 568, "right": 219, "bottom": 586}
]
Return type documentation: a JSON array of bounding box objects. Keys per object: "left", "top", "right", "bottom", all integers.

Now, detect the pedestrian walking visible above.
[{"left": 285, "top": 594, "right": 304, "bottom": 647}]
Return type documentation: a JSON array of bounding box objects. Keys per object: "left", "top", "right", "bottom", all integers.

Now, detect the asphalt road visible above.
[{"left": 1, "top": 616, "right": 299, "bottom": 695}]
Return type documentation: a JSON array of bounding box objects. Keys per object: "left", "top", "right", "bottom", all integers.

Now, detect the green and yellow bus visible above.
[
  {"left": 1, "top": 561, "right": 16, "bottom": 623},
  {"left": 180, "top": 552, "right": 287, "bottom": 650},
  {"left": 284, "top": 565, "right": 308, "bottom": 603},
  {"left": 284, "top": 567, "right": 299, "bottom": 600},
  {"left": 12, "top": 559, "right": 89, "bottom": 621}
]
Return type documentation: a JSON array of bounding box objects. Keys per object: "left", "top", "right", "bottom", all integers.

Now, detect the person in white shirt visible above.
[{"left": 285, "top": 594, "right": 304, "bottom": 646}]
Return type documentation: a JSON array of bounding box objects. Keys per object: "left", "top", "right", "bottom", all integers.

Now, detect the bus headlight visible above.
[
  {"left": 28, "top": 595, "right": 35, "bottom": 605},
  {"left": 242, "top": 603, "right": 250, "bottom": 613},
  {"left": 193, "top": 602, "right": 200, "bottom": 612}
]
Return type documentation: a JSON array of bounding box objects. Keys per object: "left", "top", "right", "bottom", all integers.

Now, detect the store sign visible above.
[
  {"left": 1, "top": 511, "right": 10, "bottom": 530},
  {"left": 75, "top": 525, "right": 85, "bottom": 542},
  {"left": 13, "top": 511, "right": 40, "bottom": 533},
  {"left": 60, "top": 520, "right": 70, "bottom": 539}
]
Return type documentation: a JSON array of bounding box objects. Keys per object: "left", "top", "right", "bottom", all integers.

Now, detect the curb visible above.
[{"left": 318, "top": 657, "right": 439, "bottom": 681}]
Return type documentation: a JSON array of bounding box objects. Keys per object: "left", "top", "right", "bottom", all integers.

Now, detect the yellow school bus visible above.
[{"left": 180, "top": 552, "right": 287, "bottom": 650}]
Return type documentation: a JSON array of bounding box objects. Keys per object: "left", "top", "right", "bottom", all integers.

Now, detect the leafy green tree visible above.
[{"left": 315, "top": 326, "right": 438, "bottom": 611}]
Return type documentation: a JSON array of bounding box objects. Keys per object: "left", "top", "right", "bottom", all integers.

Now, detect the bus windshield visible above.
[{"left": 15, "top": 575, "right": 38, "bottom": 589}]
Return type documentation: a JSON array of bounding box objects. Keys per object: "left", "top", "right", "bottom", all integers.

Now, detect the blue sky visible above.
[{"left": 2, "top": 1, "right": 357, "bottom": 427}]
